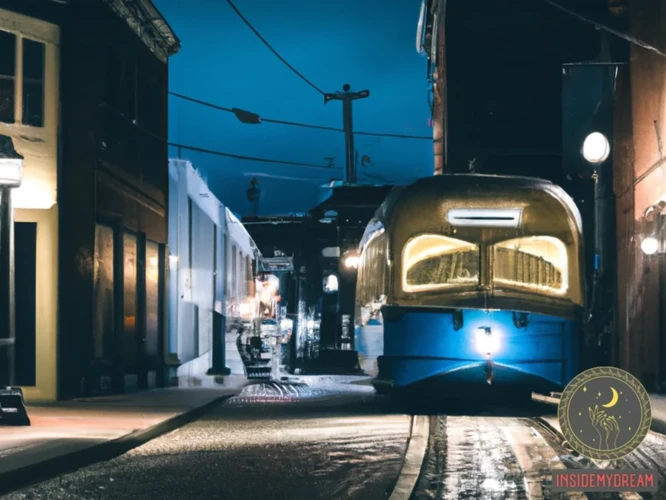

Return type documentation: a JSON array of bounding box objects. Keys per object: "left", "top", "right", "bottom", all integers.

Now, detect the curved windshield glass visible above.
[
  {"left": 402, "top": 234, "right": 479, "bottom": 292},
  {"left": 493, "top": 236, "right": 568, "bottom": 295}
]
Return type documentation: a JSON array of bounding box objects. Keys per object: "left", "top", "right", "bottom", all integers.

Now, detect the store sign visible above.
[
  {"left": 0, "top": 386, "right": 30, "bottom": 426},
  {"left": 259, "top": 257, "right": 293, "bottom": 273}
]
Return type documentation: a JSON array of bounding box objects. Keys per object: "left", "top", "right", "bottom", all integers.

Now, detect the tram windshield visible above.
[
  {"left": 403, "top": 234, "right": 479, "bottom": 292},
  {"left": 493, "top": 236, "right": 568, "bottom": 295}
]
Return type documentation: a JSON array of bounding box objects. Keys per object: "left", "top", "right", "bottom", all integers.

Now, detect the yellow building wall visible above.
[{"left": 0, "top": 8, "right": 60, "bottom": 401}]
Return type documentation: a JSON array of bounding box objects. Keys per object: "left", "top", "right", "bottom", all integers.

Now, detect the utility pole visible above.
[{"left": 324, "top": 84, "right": 370, "bottom": 184}]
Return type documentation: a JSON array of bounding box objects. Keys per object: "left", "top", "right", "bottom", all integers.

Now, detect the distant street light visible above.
[
  {"left": 582, "top": 132, "right": 610, "bottom": 165},
  {"left": 0, "top": 134, "right": 23, "bottom": 386}
]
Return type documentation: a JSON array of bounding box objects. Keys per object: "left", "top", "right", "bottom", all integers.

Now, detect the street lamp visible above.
[
  {"left": 582, "top": 132, "right": 610, "bottom": 165},
  {"left": 641, "top": 237, "right": 659, "bottom": 255},
  {"left": 0, "top": 135, "right": 23, "bottom": 387},
  {"left": 640, "top": 203, "right": 666, "bottom": 256},
  {"left": 341, "top": 249, "right": 360, "bottom": 270}
]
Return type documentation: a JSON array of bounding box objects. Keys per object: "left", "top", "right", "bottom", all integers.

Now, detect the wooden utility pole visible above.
[{"left": 324, "top": 84, "right": 370, "bottom": 184}]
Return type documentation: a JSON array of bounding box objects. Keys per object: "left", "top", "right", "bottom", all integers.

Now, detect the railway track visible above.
[{"left": 409, "top": 411, "right": 661, "bottom": 500}]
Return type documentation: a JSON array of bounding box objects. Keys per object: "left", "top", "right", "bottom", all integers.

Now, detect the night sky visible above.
[{"left": 154, "top": 0, "right": 433, "bottom": 215}]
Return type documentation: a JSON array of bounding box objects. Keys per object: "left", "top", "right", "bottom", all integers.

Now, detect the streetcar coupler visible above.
[{"left": 484, "top": 359, "right": 494, "bottom": 385}]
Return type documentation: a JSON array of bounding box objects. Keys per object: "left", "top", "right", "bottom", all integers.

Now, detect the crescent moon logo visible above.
[
  {"left": 602, "top": 387, "right": 619, "bottom": 408},
  {"left": 558, "top": 367, "right": 652, "bottom": 460}
]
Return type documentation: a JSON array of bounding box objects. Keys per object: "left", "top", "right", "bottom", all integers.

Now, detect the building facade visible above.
[
  {"left": 168, "top": 159, "right": 258, "bottom": 386},
  {"left": 2, "top": 0, "right": 179, "bottom": 400},
  {"left": 613, "top": 0, "right": 666, "bottom": 391}
]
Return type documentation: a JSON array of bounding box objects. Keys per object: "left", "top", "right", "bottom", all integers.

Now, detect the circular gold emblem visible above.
[{"left": 558, "top": 367, "right": 651, "bottom": 460}]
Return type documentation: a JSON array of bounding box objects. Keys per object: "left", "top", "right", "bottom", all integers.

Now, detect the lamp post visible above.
[{"left": 0, "top": 135, "right": 23, "bottom": 386}]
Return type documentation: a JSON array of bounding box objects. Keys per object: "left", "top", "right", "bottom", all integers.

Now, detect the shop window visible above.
[
  {"left": 123, "top": 233, "right": 138, "bottom": 365},
  {"left": 493, "top": 236, "right": 568, "bottom": 295},
  {"left": 145, "top": 241, "right": 160, "bottom": 358},
  {"left": 0, "top": 30, "right": 16, "bottom": 124},
  {"left": 93, "top": 224, "right": 115, "bottom": 360},
  {"left": 22, "top": 38, "right": 44, "bottom": 127},
  {"left": 402, "top": 234, "right": 479, "bottom": 292}
]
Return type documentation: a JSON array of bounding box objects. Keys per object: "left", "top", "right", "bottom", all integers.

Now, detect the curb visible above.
[
  {"left": 389, "top": 415, "right": 429, "bottom": 500},
  {"left": 0, "top": 393, "right": 235, "bottom": 496}
]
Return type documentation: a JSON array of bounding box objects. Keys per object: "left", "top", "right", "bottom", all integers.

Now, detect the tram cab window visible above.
[
  {"left": 402, "top": 235, "right": 479, "bottom": 292},
  {"left": 493, "top": 236, "right": 568, "bottom": 295}
]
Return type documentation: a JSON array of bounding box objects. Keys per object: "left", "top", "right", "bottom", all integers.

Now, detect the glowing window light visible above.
[
  {"left": 402, "top": 234, "right": 479, "bottom": 293},
  {"left": 447, "top": 208, "right": 522, "bottom": 228},
  {"left": 493, "top": 236, "right": 569, "bottom": 295},
  {"left": 582, "top": 132, "right": 610, "bottom": 165},
  {"left": 323, "top": 274, "right": 338, "bottom": 293}
]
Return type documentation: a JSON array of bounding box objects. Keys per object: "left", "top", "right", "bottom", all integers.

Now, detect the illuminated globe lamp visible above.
[
  {"left": 641, "top": 236, "right": 659, "bottom": 255},
  {"left": 640, "top": 202, "right": 666, "bottom": 256},
  {"left": 0, "top": 135, "right": 23, "bottom": 189},
  {"left": 582, "top": 132, "right": 610, "bottom": 165}
]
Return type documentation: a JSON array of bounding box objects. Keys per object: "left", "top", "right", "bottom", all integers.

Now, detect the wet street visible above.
[{"left": 4, "top": 384, "right": 666, "bottom": 500}]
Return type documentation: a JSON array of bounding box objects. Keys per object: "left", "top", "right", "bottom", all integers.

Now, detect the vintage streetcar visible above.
[{"left": 354, "top": 174, "right": 586, "bottom": 400}]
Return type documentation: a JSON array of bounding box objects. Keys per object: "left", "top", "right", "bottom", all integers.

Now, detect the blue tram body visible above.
[{"left": 354, "top": 174, "right": 586, "bottom": 396}]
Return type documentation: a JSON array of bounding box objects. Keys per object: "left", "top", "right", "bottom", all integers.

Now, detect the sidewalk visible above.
[{"left": 0, "top": 386, "right": 243, "bottom": 495}]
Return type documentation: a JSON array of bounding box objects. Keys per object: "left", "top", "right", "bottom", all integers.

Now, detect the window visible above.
[
  {"left": 402, "top": 234, "right": 479, "bottom": 292},
  {"left": 22, "top": 38, "right": 44, "bottom": 127},
  {"left": 123, "top": 233, "right": 139, "bottom": 365},
  {"left": 104, "top": 47, "right": 135, "bottom": 118},
  {"left": 493, "top": 236, "right": 568, "bottom": 295},
  {"left": 0, "top": 30, "right": 15, "bottom": 123},
  {"left": 145, "top": 241, "right": 160, "bottom": 358},
  {"left": 0, "top": 30, "right": 45, "bottom": 127},
  {"left": 137, "top": 66, "right": 164, "bottom": 135},
  {"left": 92, "top": 224, "right": 115, "bottom": 360}
]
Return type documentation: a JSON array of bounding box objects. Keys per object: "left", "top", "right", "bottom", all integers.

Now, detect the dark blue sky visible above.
[{"left": 155, "top": 0, "right": 433, "bottom": 215}]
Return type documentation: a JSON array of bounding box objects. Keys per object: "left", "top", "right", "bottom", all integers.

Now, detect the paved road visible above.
[
  {"left": 5, "top": 389, "right": 666, "bottom": 500},
  {"left": 3, "top": 393, "right": 411, "bottom": 500}
]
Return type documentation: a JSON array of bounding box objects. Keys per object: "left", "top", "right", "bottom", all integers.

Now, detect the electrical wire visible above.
[
  {"left": 541, "top": 0, "right": 666, "bottom": 59},
  {"left": 169, "top": 91, "right": 432, "bottom": 140},
  {"left": 225, "top": 0, "right": 326, "bottom": 96},
  {"left": 100, "top": 102, "right": 336, "bottom": 171},
  {"left": 170, "top": 142, "right": 338, "bottom": 170}
]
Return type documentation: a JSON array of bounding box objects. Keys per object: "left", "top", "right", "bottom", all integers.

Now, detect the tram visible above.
[{"left": 354, "top": 174, "right": 586, "bottom": 398}]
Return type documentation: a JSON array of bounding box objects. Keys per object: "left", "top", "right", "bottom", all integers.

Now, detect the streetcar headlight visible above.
[{"left": 475, "top": 327, "right": 500, "bottom": 356}]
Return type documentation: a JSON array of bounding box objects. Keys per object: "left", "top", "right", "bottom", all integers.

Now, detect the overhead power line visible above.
[
  {"left": 168, "top": 91, "right": 432, "bottom": 140},
  {"left": 170, "top": 141, "right": 338, "bottom": 170},
  {"left": 541, "top": 0, "right": 666, "bottom": 59},
  {"left": 100, "top": 102, "right": 338, "bottom": 171},
  {"left": 225, "top": 0, "right": 326, "bottom": 96}
]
